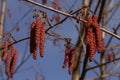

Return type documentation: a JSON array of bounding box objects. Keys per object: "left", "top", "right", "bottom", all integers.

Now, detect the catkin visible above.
[
  {"left": 62, "top": 43, "right": 71, "bottom": 68},
  {"left": 113, "top": 53, "right": 116, "bottom": 64},
  {"left": 68, "top": 48, "right": 75, "bottom": 75},
  {"left": 30, "top": 22, "right": 37, "bottom": 59},
  {"left": 108, "top": 54, "right": 112, "bottom": 62},
  {"left": 35, "top": 17, "right": 41, "bottom": 44},
  {"left": 85, "top": 17, "right": 96, "bottom": 62},
  {"left": 30, "top": 22, "right": 36, "bottom": 54},
  {"left": 30, "top": 18, "right": 41, "bottom": 60},
  {"left": 40, "top": 22, "right": 46, "bottom": 57},
  {"left": 92, "top": 16, "right": 104, "bottom": 53},
  {"left": 5, "top": 52, "right": 11, "bottom": 78},
  {"left": 33, "top": 17, "right": 41, "bottom": 59},
  {"left": 42, "top": 0, "right": 47, "bottom": 4},
  {"left": 2, "top": 40, "right": 9, "bottom": 61},
  {"left": 10, "top": 50, "right": 18, "bottom": 78}
]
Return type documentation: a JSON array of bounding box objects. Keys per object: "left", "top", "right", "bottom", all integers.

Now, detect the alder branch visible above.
[
  {"left": 97, "top": 0, "right": 106, "bottom": 23},
  {"left": 0, "top": 31, "right": 67, "bottom": 50},
  {"left": 22, "top": 0, "right": 87, "bottom": 22},
  {"left": 104, "top": 44, "right": 120, "bottom": 51},
  {"left": 86, "top": 57, "right": 120, "bottom": 71},
  {"left": 0, "top": 0, "right": 6, "bottom": 41},
  {"left": 21, "top": 0, "right": 120, "bottom": 40},
  {"left": 94, "top": 0, "right": 101, "bottom": 14},
  {"left": 100, "top": 27, "right": 120, "bottom": 40}
]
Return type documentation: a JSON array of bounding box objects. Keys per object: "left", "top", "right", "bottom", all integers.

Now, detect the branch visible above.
[
  {"left": 97, "top": 0, "right": 106, "bottom": 23},
  {"left": 94, "top": 0, "right": 101, "bottom": 14},
  {"left": 22, "top": 0, "right": 87, "bottom": 22},
  {"left": 0, "top": 31, "right": 67, "bottom": 50},
  {"left": 100, "top": 27, "right": 120, "bottom": 40},
  {"left": 104, "top": 44, "right": 120, "bottom": 51},
  {"left": 86, "top": 57, "right": 120, "bottom": 71},
  {"left": 0, "top": 0, "right": 6, "bottom": 62},
  {"left": 0, "top": 0, "right": 6, "bottom": 41},
  {"left": 21, "top": 0, "right": 120, "bottom": 40}
]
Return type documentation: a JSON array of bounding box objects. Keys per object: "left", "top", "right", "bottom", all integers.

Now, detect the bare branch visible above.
[
  {"left": 86, "top": 57, "right": 120, "bottom": 71},
  {"left": 22, "top": 0, "right": 120, "bottom": 41}
]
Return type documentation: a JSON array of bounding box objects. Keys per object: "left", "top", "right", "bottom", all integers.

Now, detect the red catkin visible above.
[
  {"left": 32, "top": 17, "right": 41, "bottom": 59},
  {"left": 62, "top": 43, "right": 71, "bottom": 68},
  {"left": 40, "top": 22, "right": 46, "bottom": 57},
  {"left": 92, "top": 16, "right": 104, "bottom": 53},
  {"left": 113, "top": 53, "right": 116, "bottom": 64},
  {"left": 35, "top": 17, "right": 41, "bottom": 44},
  {"left": 30, "top": 22, "right": 37, "bottom": 59},
  {"left": 108, "top": 54, "right": 112, "bottom": 62},
  {"left": 30, "top": 22, "right": 36, "bottom": 54},
  {"left": 30, "top": 17, "right": 41, "bottom": 60},
  {"left": 68, "top": 48, "right": 75, "bottom": 75},
  {"left": 42, "top": 0, "right": 47, "bottom": 4},
  {"left": 55, "top": 14, "right": 60, "bottom": 23},
  {"left": 10, "top": 50, "right": 18, "bottom": 78},
  {"left": 5, "top": 52, "right": 11, "bottom": 78},
  {"left": 85, "top": 17, "right": 96, "bottom": 62},
  {"left": 2, "top": 40, "right": 9, "bottom": 61}
]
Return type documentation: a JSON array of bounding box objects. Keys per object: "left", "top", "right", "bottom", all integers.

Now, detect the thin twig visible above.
[
  {"left": 104, "top": 44, "right": 120, "bottom": 51},
  {"left": 97, "top": 0, "right": 106, "bottom": 23},
  {"left": 86, "top": 57, "right": 120, "bottom": 71},
  {"left": 94, "top": 0, "right": 101, "bottom": 15}
]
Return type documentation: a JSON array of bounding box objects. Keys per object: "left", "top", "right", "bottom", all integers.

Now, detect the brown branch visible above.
[
  {"left": 94, "top": 0, "right": 101, "bottom": 15},
  {"left": 0, "top": 31, "right": 67, "bottom": 50},
  {"left": 0, "top": 0, "right": 6, "bottom": 61},
  {"left": 86, "top": 57, "right": 120, "bottom": 71},
  {"left": 104, "top": 44, "right": 120, "bottom": 51},
  {"left": 22, "top": 0, "right": 87, "bottom": 22},
  {"left": 0, "top": 0, "right": 6, "bottom": 42},
  {"left": 100, "top": 27, "right": 120, "bottom": 40},
  {"left": 79, "top": 0, "right": 89, "bottom": 80},
  {"left": 97, "top": 0, "right": 106, "bottom": 23},
  {"left": 21, "top": 0, "right": 120, "bottom": 41}
]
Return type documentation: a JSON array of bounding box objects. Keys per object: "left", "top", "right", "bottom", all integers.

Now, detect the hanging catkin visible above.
[
  {"left": 10, "top": 50, "right": 18, "bottom": 78},
  {"left": 33, "top": 17, "right": 41, "bottom": 59},
  {"left": 30, "top": 22, "right": 36, "bottom": 54},
  {"left": 30, "top": 18, "right": 41, "bottom": 60},
  {"left": 62, "top": 43, "right": 71, "bottom": 68},
  {"left": 42, "top": 0, "right": 47, "bottom": 4},
  {"left": 5, "top": 52, "right": 11, "bottom": 78},
  {"left": 85, "top": 17, "right": 96, "bottom": 61},
  {"left": 39, "top": 22, "right": 46, "bottom": 57},
  {"left": 92, "top": 16, "right": 104, "bottom": 53},
  {"left": 2, "top": 40, "right": 9, "bottom": 61},
  {"left": 35, "top": 17, "right": 41, "bottom": 44},
  {"left": 113, "top": 53, "right": 116, "bottom": 64},
  {"left": 68, "top": 48, "right": 75, "bottom": 75}
]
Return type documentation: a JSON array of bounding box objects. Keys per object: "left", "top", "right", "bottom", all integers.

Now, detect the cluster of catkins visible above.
[
  {"left": 2, "top": 40, "right": 18, "bottom": 78},
  {"left": 85, "top": 16, "right": 104, "bottom": 62},
  {"left": 30, "top": 17, "right": 46, "bottom": 60},
  {"left": 107, "top": 53, "right": 116, "bottom": 64},
  {"left": 62, "top": 41, "right": 75, "bottom": 75}
]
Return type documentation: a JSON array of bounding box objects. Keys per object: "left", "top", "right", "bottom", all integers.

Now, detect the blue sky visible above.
[{"left": 1, "top": 0, "right": 120, "bottom": 80}]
